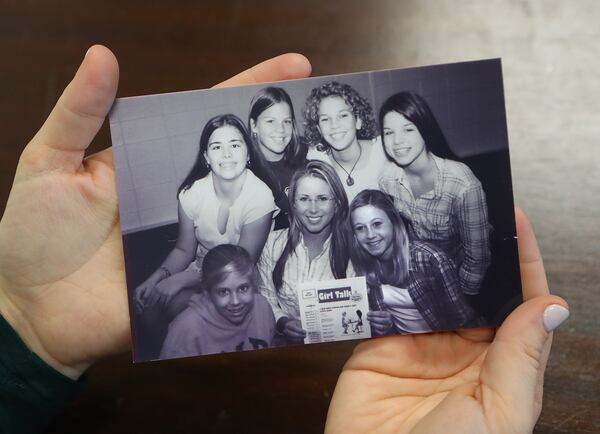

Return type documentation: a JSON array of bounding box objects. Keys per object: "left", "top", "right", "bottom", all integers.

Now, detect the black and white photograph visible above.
[{"left": 110, "top": 59, "right": 522, "bottom": 362}]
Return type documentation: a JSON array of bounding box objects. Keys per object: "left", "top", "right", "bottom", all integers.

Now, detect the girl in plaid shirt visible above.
[
  {"left": 349, "top": 190, "right": 481, "bottom": 335},
  {"left": 378, "top": 92, "right": 491, "bottom": 296}
]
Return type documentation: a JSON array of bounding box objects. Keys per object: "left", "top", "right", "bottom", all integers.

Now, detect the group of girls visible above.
[{"left": 134, "top": 80, "right": 491, "bottom": 358}]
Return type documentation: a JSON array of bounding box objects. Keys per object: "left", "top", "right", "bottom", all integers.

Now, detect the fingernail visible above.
[
  {"left": 85, "top": 46, "right": 93, "bottom": 58},
  {"left": 543, "top": 304, "right": 569, "bottom": 332}
]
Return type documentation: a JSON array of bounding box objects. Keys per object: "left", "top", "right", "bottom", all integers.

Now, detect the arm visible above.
[
  {"left": 257, "top": 235, "right": 288, "bottom": 322},
  {"left": 424, "top": 250, "right": 477, "bottom": 329},
  {"left": 134, "top": 202, "right": 198, "bottom": 310},
  {"left": 238, "top": 212, "right": 274, "bottom": 262},
  {"left": 455, "top": 183, "right": 491, "bottom": 295}
]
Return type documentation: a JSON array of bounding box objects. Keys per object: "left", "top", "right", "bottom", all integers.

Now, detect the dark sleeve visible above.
[
  {"left": 455, "top": 183, "right": 491, "bottom": 295},
  {"left": 0, "top": 314, "right": 84, "bottom": 434},
  {"left": 426, "top": 251, "right": 476, "bottom": 329}
]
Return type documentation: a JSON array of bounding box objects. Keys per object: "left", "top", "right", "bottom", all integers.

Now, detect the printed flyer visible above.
[{"left": 298, "top": 277, "right": 371, "bottom": 344}]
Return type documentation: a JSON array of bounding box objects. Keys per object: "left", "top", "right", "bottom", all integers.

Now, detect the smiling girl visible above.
[
  {"left": 349, "top": 190, "right": 482, "bottom": 335},
  {"left": 378, "top": 92, "right": 491, "bottom": 296},
  {"left": 248, "top": 87, "right": 308, "bottom": 229},
  {"left": 160, "top": 244, "right": 275, "bottom": 358},
  {"left": 135, "top": 114, "right": 277, "bottom": 315},
  {"left": 258, "top": 160, "right": 350, "bottom": 344},
  {"left": 303, "top": 82, "right": 385, "bottom": 202}
]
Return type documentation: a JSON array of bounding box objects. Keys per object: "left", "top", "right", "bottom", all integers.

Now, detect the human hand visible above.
[
  {"left": 0, "top": 45, "right": 311, "bottom": 380},
  {"left": 325, "top": 208, "right": 569, "bottom": 434},
  {"left": 367, "top": 310, "right": 394, "bottom": 336},
  {"left": 280, "top": 318, "right": 307, "bottom": 341},
  {"left": 134, "top": 272, "right": 164, "bottom": 313}
]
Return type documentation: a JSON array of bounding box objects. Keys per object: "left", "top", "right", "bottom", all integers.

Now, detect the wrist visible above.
[{"left": 0, "top": 281, "right": 88, "bottom": 380}]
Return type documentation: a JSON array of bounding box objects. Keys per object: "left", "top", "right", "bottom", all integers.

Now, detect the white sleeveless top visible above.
[
  {"left": 381, "top": 284, "right": 431, "bottom": 334},
  {"left": 178, "top": 170, "right": 277, "bottom": 270}
]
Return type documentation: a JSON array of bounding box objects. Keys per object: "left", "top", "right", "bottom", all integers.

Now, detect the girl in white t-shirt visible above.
[{"left": 135, "top": 114, "right": 277, "bottom": 316}]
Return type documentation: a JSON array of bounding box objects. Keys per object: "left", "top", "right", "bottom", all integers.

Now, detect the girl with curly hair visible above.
[{"left": 303, "top": 81, "right": 386, "bottom": 202}]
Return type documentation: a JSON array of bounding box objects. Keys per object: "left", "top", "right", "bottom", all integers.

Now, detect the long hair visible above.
[
  {"left": 201, "top": 244, "right": 259, "bottom": 293},
  {"left": 178, "top": 113, "right": 276, "bottom": 195},
  {"left": 272, "top": 160, "right": 349, "bottom": 292},
  {"left": 248, "top": 87, "right": 307, "bottom": 168},
  {"left": 349, "top": 190, "right": 410, "bottom": 289},
  {"left": 303, "top": 81, "right": 378, "bottom": 148},
  {"left": 378, "top": 91, "right": 458, "bottom": 160}
]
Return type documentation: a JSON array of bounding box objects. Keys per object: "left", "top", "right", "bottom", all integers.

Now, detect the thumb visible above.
[
  {"left": 18, "top": 45, "right": 119, "bottom": 176},
  {"left": 480, "top": 295, "right": 569, "bottom": 432}
]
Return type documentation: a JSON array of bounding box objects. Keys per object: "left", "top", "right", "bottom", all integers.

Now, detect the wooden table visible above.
[{"left": 1, "top": 1, "right": 598, "bottom": 432}]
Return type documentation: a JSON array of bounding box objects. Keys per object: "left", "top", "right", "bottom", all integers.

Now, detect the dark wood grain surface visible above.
[{"left": 1, "top": 1, "right": 598, "bottom": 433}]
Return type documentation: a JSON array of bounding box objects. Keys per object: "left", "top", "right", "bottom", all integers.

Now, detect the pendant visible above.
[{"left": 346, "top": 176, "right": 354, "bottom": 186}]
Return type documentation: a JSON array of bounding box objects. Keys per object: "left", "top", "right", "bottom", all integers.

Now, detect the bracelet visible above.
[{"left": 158, "top": 266, "right": 171, "bottom": 280}]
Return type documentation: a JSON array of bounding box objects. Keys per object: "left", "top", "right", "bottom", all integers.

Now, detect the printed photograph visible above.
[{"left": 109, "top": 59, "right": 522, "bottom": 362}]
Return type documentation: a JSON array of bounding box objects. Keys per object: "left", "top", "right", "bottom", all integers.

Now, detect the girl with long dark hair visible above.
[
  {"left": 349, "top": 190, "right": 481, "bottom": 334},
  {"left": 378, "top": 92, "right": 491, "bottom": 295},
  {"left": 258, "top": 160, "right": 350, "bottom": 343},
  {"left": 135, "top": 114, "right": 277, "bottom": 314}
]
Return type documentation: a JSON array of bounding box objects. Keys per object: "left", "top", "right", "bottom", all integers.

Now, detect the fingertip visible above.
[
  {"left": 543, "top": 303, "right": 570, "bottom": 332},
  {"left": 280, "top": 52, "right": 312, "bottom": 77},
  {"left": 81, "top": 45, "right": 120, "bottom": 93},
  {"left": 497, "top": 294, "right": 568, "bottom": 340}
]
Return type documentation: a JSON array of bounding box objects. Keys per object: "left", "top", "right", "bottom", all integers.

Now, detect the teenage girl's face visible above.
[
  {"left": 351, "top": 205, "right": 394, "bottom": 261},
  {"left": 382, "top": 111, "right": 427, "bottom": 167},
  {"left": 204, "top": 125, "right": 248, "bottom": 181},
  {"left": 293, "top": 176, "right": 336, "bottom": 235},
  {"left": 317, "top": 96, "right": 362, "bottom": 152},
  {"left": 251, "top": 102, "right": 293, "bottom": 162},
  {"left": 208, "top": 269, "right": 255, "bottom": 325}
]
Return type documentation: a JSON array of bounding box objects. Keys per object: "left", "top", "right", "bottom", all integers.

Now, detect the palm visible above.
[
  {"left": 0, "top": 148, "right": 130, "bottom": 367},
  {"left": 325, "top": 329, "right": 517, "bottom": 434}
]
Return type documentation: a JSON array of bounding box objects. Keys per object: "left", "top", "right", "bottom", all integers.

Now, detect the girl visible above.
[
  {"left": 349, "top": 190, "right": 481, "bottom": 335},
  {"left": 303, "top": 81, "right": 386, "bottom": 202},
  {"left": 378, "top": 92, "right": 491, "bottom": 296},
  {"left": 135, "top": 114, "right": 277, "bottom": 314},
  {"left": 160, "top": 244, "right": 275, "bottom": 358},
  {"left": 258, "top": 160, "right": 350, "bottom": 344},
  {"left": 248, "top": 87, "right": 308, "bottom": 229}
]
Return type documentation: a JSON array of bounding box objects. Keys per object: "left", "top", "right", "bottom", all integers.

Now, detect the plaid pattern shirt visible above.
[
  {"left": 369, "top": 241, "right": 482, "bottom": 330},
  {"left": 379, "top": 155, "right": 491, "bottom": 295}
]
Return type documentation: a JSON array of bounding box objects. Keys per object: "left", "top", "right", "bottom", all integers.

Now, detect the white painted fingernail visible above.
[{"left": 543, "top": 304, "right": 569, "bottom": 332}]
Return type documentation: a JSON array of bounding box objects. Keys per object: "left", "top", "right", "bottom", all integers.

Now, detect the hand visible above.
[
  {"left": 325, "top": 208, "right": 569, "bottom": 434},
  {"left": 134, "top": 273, "right": 164, "bottom": 313},
  {"left": 280, "top": 318, "right": 307, "bottom": 341},
  {"left": 0, "top": 45, "right": 311, "bottom": 379},
  {"left": 367, "top": 310, "right": 393, "bottom": 336}
]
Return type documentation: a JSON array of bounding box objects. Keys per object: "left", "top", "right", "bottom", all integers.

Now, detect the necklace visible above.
[{"left": 330, "top": 143, "right": 362, "bottom": 186}]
